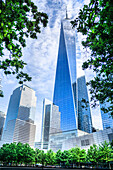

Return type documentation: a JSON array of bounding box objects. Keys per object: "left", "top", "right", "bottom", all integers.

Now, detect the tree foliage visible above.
[
  {"left": 0, "top": 142, "right": 112, "bottom": 167},
  {"left": 71, "top": 0, "right": 113, "bottom": 116},
  {"left": 46, "top": 149, "right": 55, "bottom": 165},
  {"left": 86, "top": 141, "right": 113, "bottom": 165},
  {"left": 0, "top": 0, "right": 48, "bottom": 96},
  {"left": 98, "top": 141, "right": 113, "bottom": 163},
  {"left": 0, "top": 142, "right": 35, "bottom": 165},
  {"left": 87, "top": 144, "right": 99, "bottom": 164},
  {"left": 55, "top": 149, "right": 62, "bottom": 166},
  {"left": 36, "top": 150, "right": 46, "bottom": 166},
  {"left": 69, "top": 148, "right": 86, "bottom": 168}
]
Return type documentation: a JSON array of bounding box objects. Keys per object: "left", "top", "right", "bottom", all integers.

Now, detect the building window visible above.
[
  {"left": 81, "top": 140, "right": 85, "bottom": 146},
  {"left": 85, "top": 139, "right": 90, "bottom": 145},
  {"left": 81, "top": 139, "right": 90, "bottom": 146}
]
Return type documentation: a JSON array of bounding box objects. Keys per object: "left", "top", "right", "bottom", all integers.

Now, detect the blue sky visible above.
[{"left": 0, "top": 0, "right": 103, "bottom": 141}]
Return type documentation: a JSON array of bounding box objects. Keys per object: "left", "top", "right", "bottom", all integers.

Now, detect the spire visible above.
[{"left": 66, "top": 6, "right": 68, "bottom": 19}]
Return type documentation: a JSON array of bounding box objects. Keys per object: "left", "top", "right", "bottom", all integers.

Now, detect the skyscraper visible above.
[
  {"left": 2, "top": 85, "right": 36, "bottom": 147},
  {"left": 77, "top": 76, "right": 92, "bottom": 133},
  {"left": 100, "top": 103, "right": 113, "bottom": 129},
  {"left": 0, "top": 78, "right": 3, "bottom": 97},
  {"left": 41, "top": 99, "right": 60, "bottom": 149},
  {"left": 53, "top": 18, "right": 77, "bottom": 132},
  {"left": 49, "top": 104, "right": 61, "bottom": 134},
  {"left": 0, "top": 111, "right": 5, "bottom": 140},
  {"left": 53, "top": 17, "right": 92, "bottom": 133},
  {"left": 41, "top": 99, "right": 52, "bottom": 149}
]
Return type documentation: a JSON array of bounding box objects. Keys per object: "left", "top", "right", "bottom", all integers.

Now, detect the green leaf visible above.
[{"left": 8, "top": 44, "right": 12, "bottom": 50}]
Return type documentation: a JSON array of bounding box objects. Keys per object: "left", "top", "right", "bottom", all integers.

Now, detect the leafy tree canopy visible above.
[
  {"left": 98, "top": 141, "right": 113, "bottom": 162},
  {"left": 46, "top": 149, "right": 55, "bottom": 165},
  {"left": 0, "top": 0, "right": 48, "bottom": 96},
  {"left": 87, "top": 144, "right": 99, "bottom": 164},
  {"left": 71, "top": 0, "right": 113, "bottom": 116},
  {"left": 0, "top": 142, "right": 112, "bottom": 166},
  {"left": 55, "top": 149, "right": 62, "bottom": 165}
]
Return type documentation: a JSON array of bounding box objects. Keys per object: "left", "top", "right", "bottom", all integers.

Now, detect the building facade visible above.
[
  {"left": 49, "top": 128, "right": 113, "bottom": 152},
  {"left": 2, "top": 85, "right": 36, "bottom": 147},
  {"left": 41, "top": 99, "right": 52, "bottom": 149},
  {"left": 53, "top": 19, "right": 78, "bottom": 132},
  {"left": 0, "top": 78, "right": 3, "bottom": 97},
  {"left": 0, "top": 111, "right": 5, "bottom": 140},
  {"left": 53, "top": 18, "right": 92, "bottom": 133},
  {"left": 50, "top": 104, "right": 61, "bottom": 134},
  {"left": 41, "top": 99, "right": 61, "bottom": 149},
  {"left": 100, "top": 103, "right": 113, "bottom": 129},
  {"left": 0, "top": 78, "right": 1, "bottom": 90},
  {"left": 77, "top": 76, "right": 92, "bottom": 133}
]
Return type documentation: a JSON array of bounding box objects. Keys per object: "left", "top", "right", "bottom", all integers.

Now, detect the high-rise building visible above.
[
  {"left": 0, "top": 111, "right": 5, "bottom": 140},
  {"left": 50, "top": 104, "right": 61, "bottom": 134},
  {"left": 41, "top": 99, "right": 52, "bottom": 149},
  {"left": 2, "top": 85, "right": 36, "bottom": 147},
  {"left": 0, "top": 78, "right": 3, "bottom": 97},
  {"left": 0, "top": 78, "right": 1, "bottom": 88},
  {"left": 77, "top": 76, "right": 92, "bottom": 133},
  {"left": 53, "top": 18, "right": 77, "bottom": 132},
  {"left": 53, "top": 18, "right": 92, "bottom": 133},
  {"left": 100, "top": 103, "right": 113, "bottom": 129},
  {"left": 41, "top": 99, "right": 60, "bottom": 149}
]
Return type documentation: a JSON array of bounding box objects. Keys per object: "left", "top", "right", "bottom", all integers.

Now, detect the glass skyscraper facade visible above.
[
  {"left": 41, "top": 98, "right": 60, "bottom": 149},
  {"left": 77, "top": 76, "right": 92, "bottom": 133},
  {"left": 0, "top": 78, "right": 2, "bottom": 96},
  {"left": 41, "top": 99, "right": 52, "bottom": 149},
  {"left": 0, "top": 111, "right": 5, "bottom": 140},
  {"left": 2, "top": 85, "right": 36, "bottom": 147},
  {"left": 53, "top": 18, "right": 92, "bottom": 133},
  {"left": 53, "top": 19, "right": 77, "bottom": 132},
  {"left": 100, "top": 103, "right": 113, "bottom": 129}
]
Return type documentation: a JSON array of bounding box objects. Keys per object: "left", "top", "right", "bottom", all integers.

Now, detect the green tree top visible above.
[
  {"left": 71, "top": 0, "right": 113, "bottom": 116},
  {"left": 0, "top": 0, "right": 48, "bottom": 96}
]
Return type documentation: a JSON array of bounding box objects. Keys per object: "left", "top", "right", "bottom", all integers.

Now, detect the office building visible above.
[
  {"left": 41, "top": 99, "right": 52, "bottom": 149},
  {"left": 50, "top": 104, "right": 61, "bottom": 134},
  {"left": 100, "top": 103, "right": 113, "bottom": 129},
  {"left": 41, "top": 99, "right": 60, "bottom": 149},
  {"left": 53, "top": 18, "right": 78, "bottom": 132},
  {"left": 53, "top": 17, "right": 92, "bottom": 132},
  {"left": 2, "top": 85, "right": 36, "bottom": 147},
  {"left": 77, "top": 76, "right": 92, "bottom": 133},
  {"left": 0, "top": 111, "right": 5, "bottom": 140},
  {"left": 0, "top": 78, "right": 1, "bottom": 89},
  {"left": 0, "top": 78, "right": 3, "bottom": 97}
]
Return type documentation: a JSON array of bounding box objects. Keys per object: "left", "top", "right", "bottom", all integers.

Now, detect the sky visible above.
[{"left": 0, "top": 0, "right": 103, "bottom": 142}]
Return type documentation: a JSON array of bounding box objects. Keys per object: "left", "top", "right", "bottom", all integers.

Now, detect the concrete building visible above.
[
  {"left": 49, "top": 128, "right": 113, "bottom": 152},
  {"left": 49, "top": 129, "right": 88, "bottom": 152},
  {"left": 2, "top": 85, "right": 36, "bottom": 147}
]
